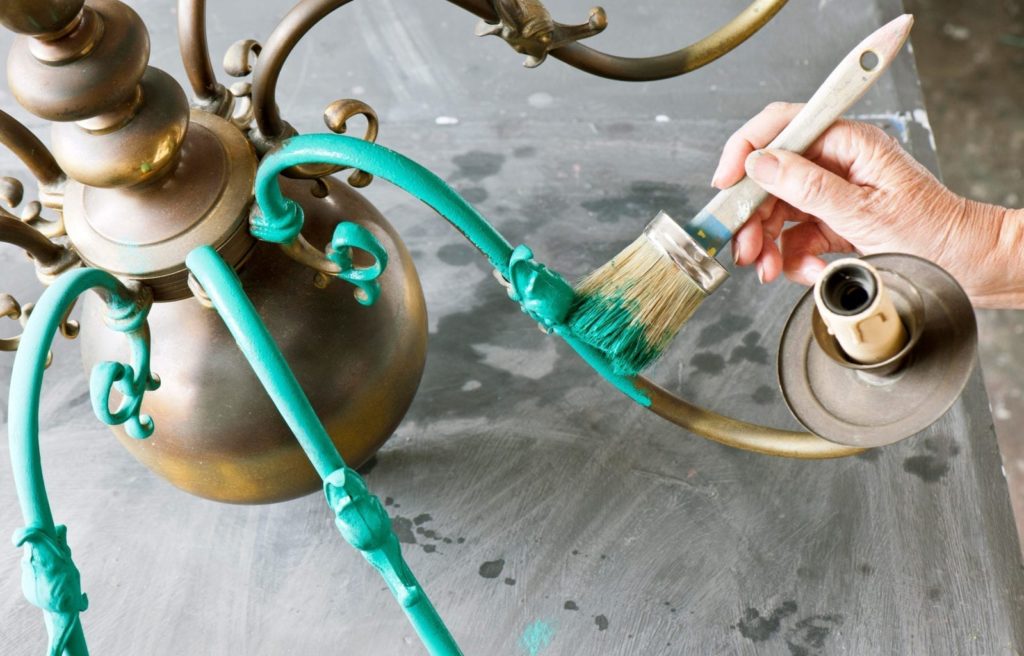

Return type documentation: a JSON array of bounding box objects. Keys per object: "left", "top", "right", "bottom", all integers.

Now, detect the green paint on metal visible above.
[
  {"left": 566, "top": 290, "right": 665, "bottom": 376},
  {"left": 8, "top": 267, "right": 158, "bottom": 656},
  {"left": 253, "top": 134, "right": 516, "bottom": 277},
  {"left": 186, "top": 245, "right": 462, "bottom": 656},
  {"left": 256, "top": 133, "right": 652, "bottom": 407},
  {"left": 520, "top": 620, "right": 556, "bottom": 655},
  {"left": 326, "top": 221, "right": 388, "bottom": 306}
]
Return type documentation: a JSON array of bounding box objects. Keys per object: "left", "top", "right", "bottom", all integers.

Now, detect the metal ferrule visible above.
[{"left": 643, "top": 211, "right": 729, "bottom": 295}]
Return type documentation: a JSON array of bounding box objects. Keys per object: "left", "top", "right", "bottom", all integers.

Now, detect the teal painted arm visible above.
[
  {"left": 185, "top": 245, "right": 463, "bottom": 656},
  {"left": 253, "top": 133, "right": 652, "bottom": 405},
  {"left": 8, "top": 268, "right": 158, "bottom": 656}
]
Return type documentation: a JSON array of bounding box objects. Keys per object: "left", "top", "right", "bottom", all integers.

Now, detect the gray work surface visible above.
[{"left": 2, "top": 1, "right": 1023, "bottom": 654}]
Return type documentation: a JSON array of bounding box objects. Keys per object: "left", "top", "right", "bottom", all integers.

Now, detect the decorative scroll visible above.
[{"left": 476, "top": 0, "right": 607, "bottom": 68}]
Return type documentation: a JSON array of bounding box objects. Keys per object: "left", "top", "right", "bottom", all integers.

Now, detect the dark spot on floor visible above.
[
  {"left": 697, "top": 312, "right": 754, "bottom": 348},
  {"left": 391, "top": 516, "right": 416, "bottom": 544},
  {"left": 437, "top": 242, "right": 477, "bottom": 266},
  {"left": 691, "top": 352, "right": 725, "bottom": 375},
  {"left": 730, "top": 331, "right": 769, "bottom": 365},
  {"left": 564, "top": 600, "right": 579, "bottom": 611},
  {"left": 903, "top": 436, "right": 961, "bottom": 483},
  {"left": 384, "top": 496, "right": 394, "bottom": 506},
  {"left": 735, "top": 601, "right": 798, "bottom": 642},
  {"left": 413, "top": 513, "right": 432, "bottom": 526},
  {"left": 479, "top": 559, "right": 505, "bottom": 579},
  {"left": 513, "top": 146, "right": 536, "bottom": 158},
  {"left": 502, "top": 577, "right": 515, "bottom": 586},
  {"left": 451, "top": 151, "right": 505, "bottom": 182},
  {"left": 784, "top": 614, "right": 843, "bottom": 656},
  {"left": 753, "top": 385, "right": 776, "bottom": 405},
  {"left": 460, "top": 186, "right": 489, "bottom": 204},
  {"left": 858, "top": 563, "right": 874, "bottom": 576},
  {"left": 66, "top": 389, "right": 92, "bottom": 410},
  {"left": 422, "top": 544, "right": 436, "bottom": 554},
  {"left": 927, "top": 586, "right": 942, "bottom": 601},
  {"left": 594, "top": 614, "right": 609, "bottom": 631},
  {"left": 579, "top": 180, "right": 693, "bottom": 225}
]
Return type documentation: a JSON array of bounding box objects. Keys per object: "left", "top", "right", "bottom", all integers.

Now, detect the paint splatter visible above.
[
  {"left": 504, "top": 577, "right": 516, "bottom": 586},
  {"left": 479, "top": 559, "right": 505, "bottom": 579},
  {"left": 735, "top": 601, "right": 798, "bottom": 642},
  {"left": 520, "top": 620, "right": 555, "bottom": 655},
  {"left": 903, "top": 436, "right": 961, "bottom": 483},
  {"left": 594, "top": 615, "right": 609, "bottom": 631},
  {"left": 564, "top": 601, "right": 578, "bottom": 611}
]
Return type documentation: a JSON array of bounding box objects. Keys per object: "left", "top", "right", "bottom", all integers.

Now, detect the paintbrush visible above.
[{"left": 567, "top": 14, "right": 915, "bottom": 376}]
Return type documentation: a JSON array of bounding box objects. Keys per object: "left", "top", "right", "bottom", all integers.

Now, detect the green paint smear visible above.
[
  {"left": 566, "top": 290, "right": 668, "bottom": 376},
  {"left": 520, "top": 620, "right": 556, "bottom": 655}
]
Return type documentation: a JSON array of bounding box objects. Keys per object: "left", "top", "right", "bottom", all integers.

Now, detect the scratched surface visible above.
[{"left": 1, "top": 1, "right": 1023, "bottom": 654}]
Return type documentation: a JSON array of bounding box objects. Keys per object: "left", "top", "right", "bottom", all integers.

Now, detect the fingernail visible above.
[
  {"left": 733, "top": 244, "right": 741, "bottom": 265},
  {"left": 746, "top": 150, "right": 779, "bottom": 185},
  {"left": 756, "top": 261, "right": 765, "bottom": 284}
]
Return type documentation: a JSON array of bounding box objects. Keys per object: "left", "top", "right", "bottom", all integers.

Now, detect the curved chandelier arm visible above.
[
  {"left": 254, "top": 133, "right": 864, "bottom": 460},
  {"left": 449, "top": 0, "right": 789, "bottom": 81},
  {"left": 8, "top": 268, "right": 157, "bottom": 656},
  {"left": 178, "top": 0, "right": 232, "bottom": 115},
  {"left": 0, "top": 110, "right": 64, "bottom": 194},
  {"left": 0, "top": 214, "right": 66, "bottom": 268},
  {"left": 185, "top": 245, "right": 462, "bottom": 656},
  {"left": 251, "top": 0, "right": 354, "bottom": 140}
]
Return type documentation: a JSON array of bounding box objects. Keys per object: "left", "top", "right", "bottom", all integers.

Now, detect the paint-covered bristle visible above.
[{"left": 567, "top": 234, "right": 707, "bottom": 375}]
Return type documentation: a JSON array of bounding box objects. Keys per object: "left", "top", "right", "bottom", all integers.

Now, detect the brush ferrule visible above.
[{"left": 644, "top": 211, "right": 729, "bottom": 295}]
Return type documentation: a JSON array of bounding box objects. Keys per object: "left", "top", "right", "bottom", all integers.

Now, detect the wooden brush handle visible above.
[{"left": 701, "top": 14, "right": 914, "bottom": 237}]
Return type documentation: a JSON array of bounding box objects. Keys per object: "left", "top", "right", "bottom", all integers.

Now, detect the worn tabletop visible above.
[{"left": 2, "top": 0, "right": 1023, "bottom": 654}]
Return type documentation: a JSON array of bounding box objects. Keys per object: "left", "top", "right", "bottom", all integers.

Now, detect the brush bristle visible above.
[{"left": 567, "top": 235, "right": 707, "bottom": 375}]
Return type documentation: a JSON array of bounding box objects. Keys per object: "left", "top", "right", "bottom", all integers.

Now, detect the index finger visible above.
[{"left": 712, "top": 101, "right": 805, "bottom": 189}]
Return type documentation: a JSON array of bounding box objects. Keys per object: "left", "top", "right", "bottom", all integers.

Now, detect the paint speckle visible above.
[
  {"left": 461, "top": 380, "right": 482, "bottom": 392},
  {"left": 528, "top": 92, "right": 554, "bottom": 108},
  {"left": 460, "top": 186, "right": 489, "bottom": 204},
  {"left": 452, "top": 151, "right": 506, "bottom": 182},
  {"left": 391, "top": 517, "right": 416, "bottom": 544},
  {"left": 784, "top": 614, "right": 843, "bottom": 655},
  {"left": 479, "top": 559, "right": 505, "bottom": 579},
  {"left": 655, "top": 114, "right": 671, "bottom": 123},
  {"left": 735, "top": 601, "right": 798, "bottom": 642},
  {"left": 564, "top": 601, "right": 578, "bottom": 611},
  {"left": 858, "top": 563, "right": 874, "bottom": 576},
  {"left": 697, "top": 313, "right": 753, "bottom": 347},
  {"left": 519, "top": 620, "right": 555, "bottom": 655},
  {"left": 422, "top": 544, "right": 436, "bottom": 554},
  {"left": 730, "top": 331, "right": 769, "bottom": 365},
  {"left": 927, "top": 587, "right": 942, "bottom": 601},
  {"left": 691, "top": 352, "right": 725, "bottom": 375},
  {"left": 437, "top": 242, "right": 476, "bottom": 266},
  {"left": 752, "top": 385, "right": 776, "bottom": 405},
  {"left": 903, "top": 436, "right": 961, "bottom": 483},
  {"left": 594, "top": 615, "right": 609, "bottom": 631},
  {"left": 504, "top": 577, "right": 516, "bottom": 586},
  {"left": 413, "top": 513, "right": 432, "bottom": 526},
  {"left": 435, "top": 116, "right": 459, "bottom": 126}
]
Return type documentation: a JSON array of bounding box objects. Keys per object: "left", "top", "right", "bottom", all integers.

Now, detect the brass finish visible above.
[
  {"left": 178, "top": 0, "right": 232, "bottom": 116},
  {"left": 778, "top": 254, "right": 978, "bottom": 448},
  {"left": 0, "top": 0, "right": 84, "bottom": 36},
  {"left": 280, "top": 99, "right": 380, "bottom": 186},
  {"left": 635, "top": 376, "right": 865, "bottom": 460},
  {"left": 27, "top": 5, "right": 104, "bottom": 64},
  {"left": 7, "top": 0, "right": 149, "bottom": 122},
  {"left": 0, "top": 111, "right": 65, "bottom": 196},
  {"left": 475, "top": 0, "right": 608, "bottom": 68},
  {"left": 451, "top": 0, "right": 789, "bottom": 81},
  {"left": 51, "top": 67, "right": 190, "bottom": 188},
  {"left": 80, "top": 175, "right": 428, "bottom": 504},
  {"left": 63, "top": 109, "right": 257, "bottom": 301}
]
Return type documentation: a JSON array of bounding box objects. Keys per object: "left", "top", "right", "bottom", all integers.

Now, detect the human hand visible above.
[{"left": 713, "top": 102, "right": 1018, "bottom": 306}]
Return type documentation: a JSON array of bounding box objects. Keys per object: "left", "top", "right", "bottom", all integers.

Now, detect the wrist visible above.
[{"left": 957, "top": 199, "right": 1024, "bottom": 308}]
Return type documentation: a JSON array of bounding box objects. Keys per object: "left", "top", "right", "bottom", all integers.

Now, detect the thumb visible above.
[{"left": 744, "top": 149, "right": 870, "bottom": 228}]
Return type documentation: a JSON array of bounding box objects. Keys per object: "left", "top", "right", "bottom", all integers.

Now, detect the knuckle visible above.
[{"left": 799, "top": 167, "right": 831, "bottom": 203}]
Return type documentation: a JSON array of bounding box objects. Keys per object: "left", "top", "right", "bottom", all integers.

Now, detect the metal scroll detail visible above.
[
  {"left": 475, "top": 0, "right": 608, "bottom": 68},
  {"left": 8, "top": 268, "right": 158, "bottom": 656}
]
